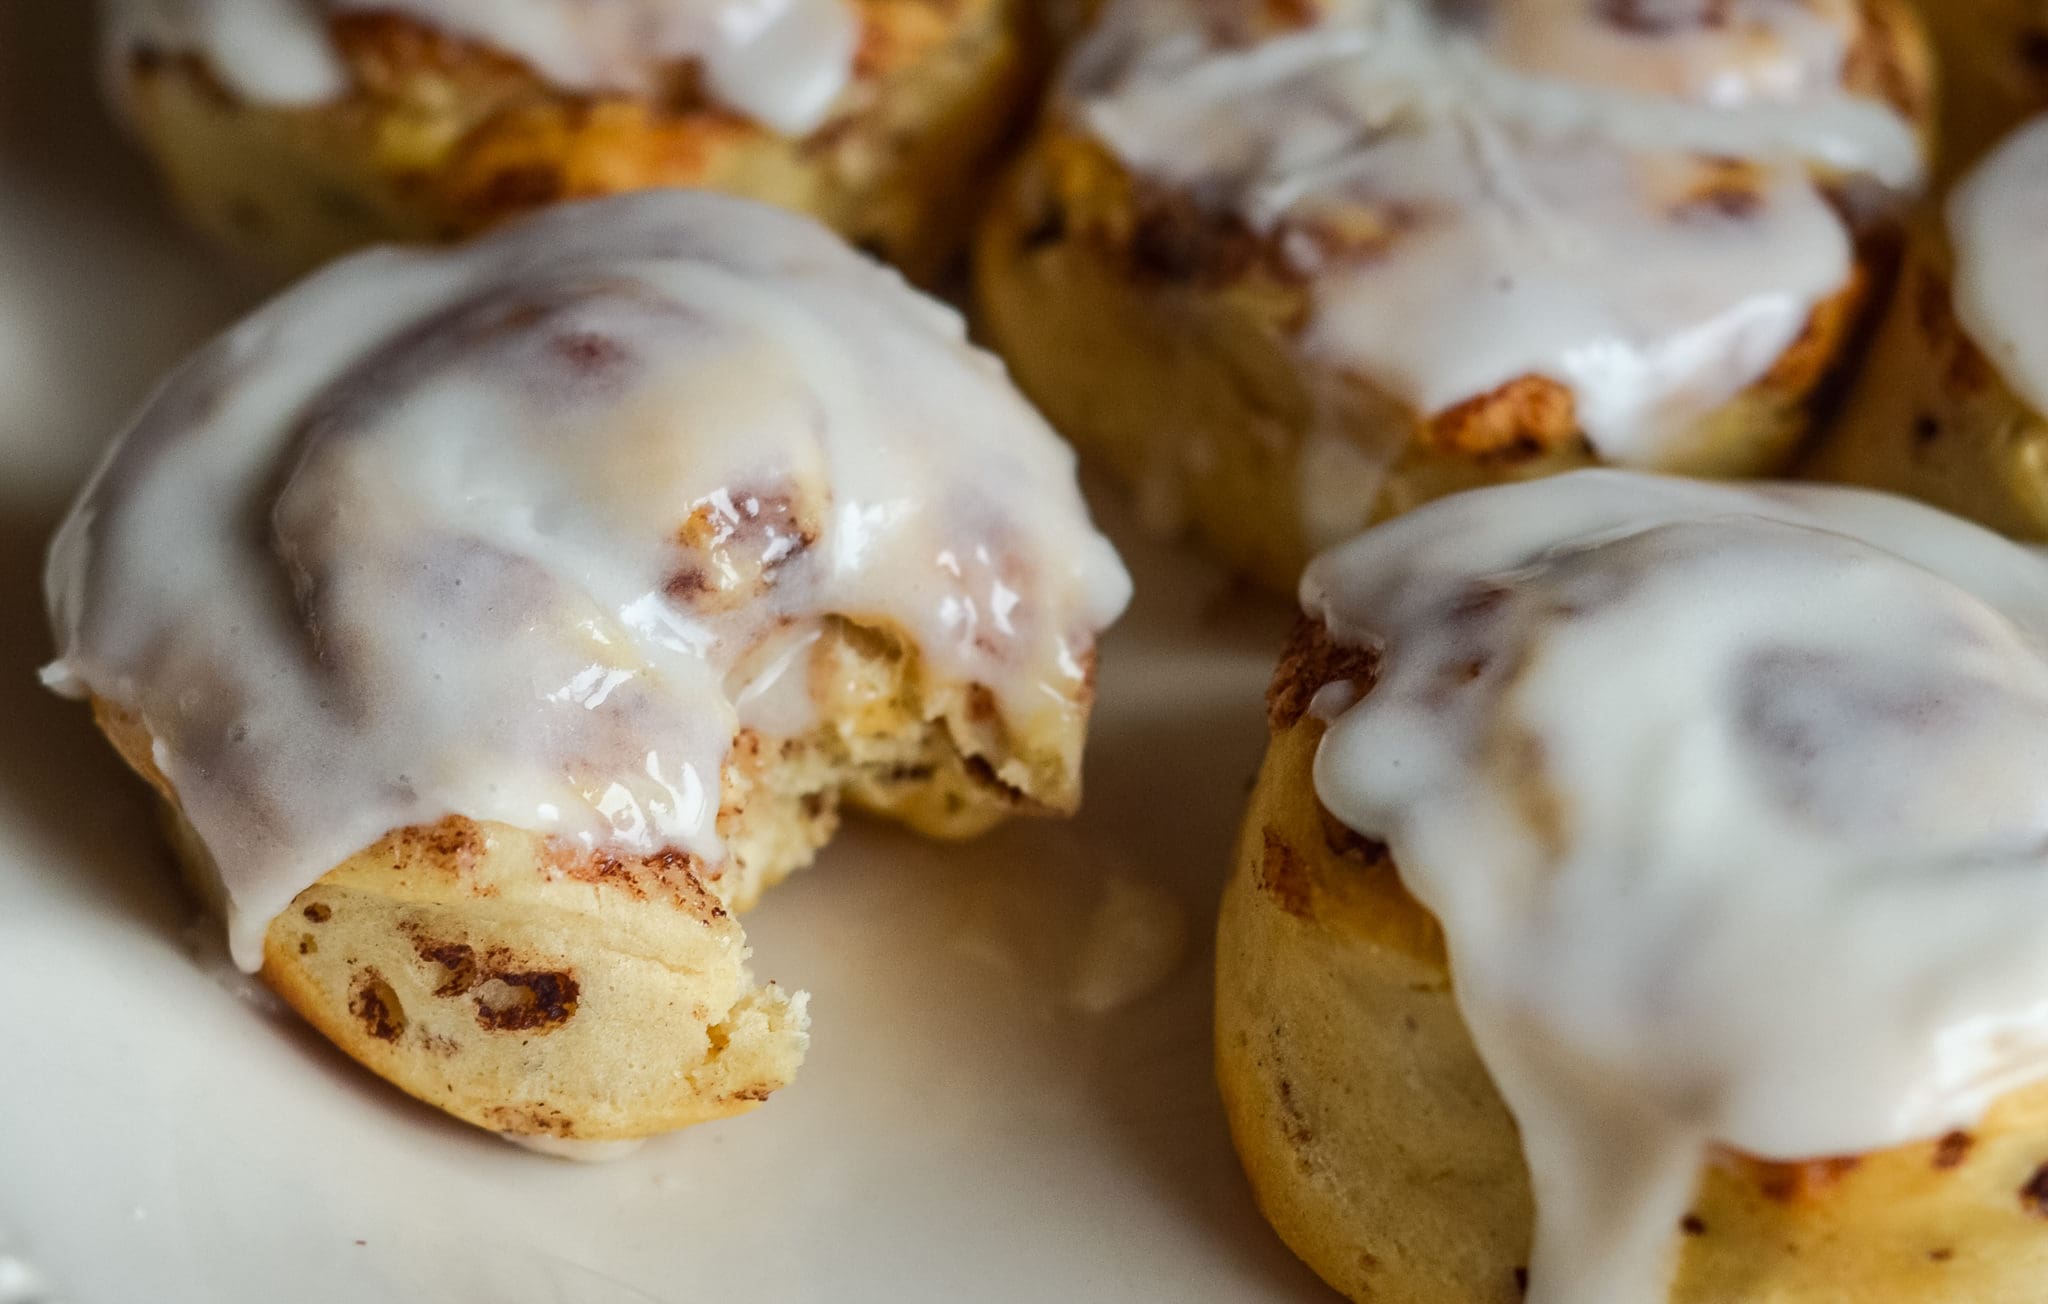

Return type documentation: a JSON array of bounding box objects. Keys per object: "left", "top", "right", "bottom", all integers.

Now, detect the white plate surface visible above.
[{"left": 0, "top": 8, "right": 1333, "bottom": 1301}]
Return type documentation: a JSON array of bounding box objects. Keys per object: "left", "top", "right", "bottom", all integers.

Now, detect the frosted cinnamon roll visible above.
[
  {"left": 1805, "top": 115, "right": 2048, "bottom": 537},
  {"left": 102, "top": 0, "right": 1041, "bottom": 279},
  {"left": 43, "top": 191, "right": 1131, "bottom": 1145},
  {"left": 977, "top": 0, "right": 1933, "bottom": 590},
  {"left": 1220, "top": 469, "right": 2048, "bottom": 1303}
]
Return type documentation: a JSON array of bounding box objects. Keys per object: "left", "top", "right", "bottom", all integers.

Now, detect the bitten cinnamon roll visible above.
[
  {"left": 1805, "top": 114, "right": 2048, "bottom": 536},
  {"left": 977, "top": 0, "right": 1933, "bottom": 590},
  {"left": 1220, "top": 470, "right": 2048, "bottom": 1303},
  {"left": 43, "top": 191, "right": 1130, "bottom": 1146},
  {"left": 102, "top": 0, "right": 1041, "bottom": 278}
]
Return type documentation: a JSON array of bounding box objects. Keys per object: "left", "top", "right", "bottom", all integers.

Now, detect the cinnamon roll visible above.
[
  {"left": 1220, "top": 470, "right": 2048, "bottom": 1302},
  {"left": 977, "top": 0, "right": 1933, "bottom": 590},
  {"left": 1805, "top": 114, "right": 2048, "bottom": 536},
  {"left": 43, "top": 190, "right": 1130, "bottom": 1145},
  {"left": 102, "top": 0, "right": 1041, "bottom": 278}
]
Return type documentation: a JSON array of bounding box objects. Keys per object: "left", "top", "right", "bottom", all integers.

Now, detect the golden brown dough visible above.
[{"left": 1915, "top": 0, "right": 2048, "bottom": 178}]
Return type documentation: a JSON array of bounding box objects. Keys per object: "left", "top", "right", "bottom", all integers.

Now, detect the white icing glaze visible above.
[
  {"left": 1065, "top": 0, "right": 1921, "bottom": 474},
  {"left": 1303, "top": 470, "right": 2048, "bottom": 1304},
  {"left": 104, "top": 0, "right": 860, "bottom": 134},
  {"left": 44, "top": 190, "right": 1131, "bottom": 971},
  {"left": 1950, "top": 113, "right": 2048, "bottom": 418}
]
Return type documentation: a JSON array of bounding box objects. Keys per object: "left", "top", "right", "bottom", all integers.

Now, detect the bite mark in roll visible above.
[
  {"left": 1221, "top": 470, "right": 2048, "bottom": 1303},
  {"left": 978, "top": 0, "right": 1933, "bottom": 589},
  {"left": 44, "top": 190, "right": 1131, "bottom": 1142}
]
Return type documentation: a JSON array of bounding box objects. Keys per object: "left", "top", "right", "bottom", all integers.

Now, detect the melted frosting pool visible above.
[
  {"left": 43, "top": 190, "right": 1131, "bottom": 971},
  {"left": 105, "top": 0, "right": 860, "bottom": 134},
  {"left": 1304, "top": 470, "right": 2048, "bottom": 1304},
  {"left": 1950, "top": 113, "right": 2048, "bottom": 418},
  {"left": 1064, "top": 0, "right": 1921, "bottom": 490}
]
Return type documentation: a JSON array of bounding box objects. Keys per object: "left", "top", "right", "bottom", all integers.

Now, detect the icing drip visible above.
[
  {"left": 1064, "top": 0, "right": 1921, "bottom": 475},
  {"left": 1950, "top": 113, "right": 2048, "bottom": 418},
  {"left": 104, "top": 0, "right": 860, "bottom": 134},
  {"left": 44, "top": 191, "right": 1131, "bottom": 970},
  {"left": 1304, "top": 470, "right": 2048, "bottom": 1304}
]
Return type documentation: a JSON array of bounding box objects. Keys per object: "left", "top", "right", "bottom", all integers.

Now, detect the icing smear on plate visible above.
[{"left": 1305, "top": 470, "right": 2048, "bottom": 1304}]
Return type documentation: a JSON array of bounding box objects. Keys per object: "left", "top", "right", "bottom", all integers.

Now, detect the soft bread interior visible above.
[{"left": 94, "top": 615, "right": 1090, "bottom": 1141}]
